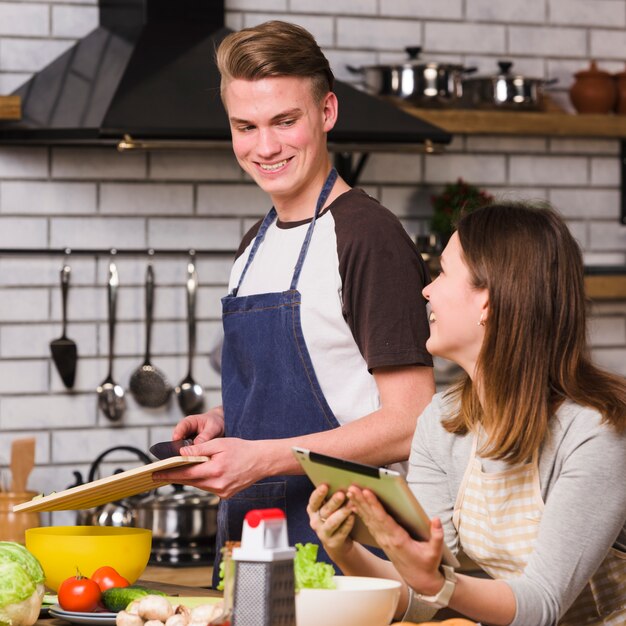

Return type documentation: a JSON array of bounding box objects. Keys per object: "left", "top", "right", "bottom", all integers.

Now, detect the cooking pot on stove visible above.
[
  {"left": 132, "top": 484, "right": 219, "bottom": 542},
  {"left": 347, "top": 46, "right": 477, "bottom": 107},
  {"left": 461, "top": 60, "right": 558, "bottom": 110}
]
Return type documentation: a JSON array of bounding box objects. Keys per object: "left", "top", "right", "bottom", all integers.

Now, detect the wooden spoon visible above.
[{"left": 10, "top": 438, "right": 35, "bottom": 494}]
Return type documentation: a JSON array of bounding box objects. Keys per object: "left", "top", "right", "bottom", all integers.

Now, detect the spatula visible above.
[
  {"left": 50, "top": 263, "right": 78, "bottom": 389},
  {"left": 10, "top": 437, "right": 35, "bottom": 494}
]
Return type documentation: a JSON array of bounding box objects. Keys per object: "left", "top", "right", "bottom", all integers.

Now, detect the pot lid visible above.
[
  {"left": 366, "top": 46, "right": 467, "bottom": 71},
  {"left": 136, "top": 485, "right": 219, "bottom": 508},
  {"left": 466, "top": 60, "right": 545, "bottom": 82}
]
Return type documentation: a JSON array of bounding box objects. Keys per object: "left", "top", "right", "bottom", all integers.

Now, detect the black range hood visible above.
[{"left": 0, "top": 0, "right": 451, "bottom": 153}]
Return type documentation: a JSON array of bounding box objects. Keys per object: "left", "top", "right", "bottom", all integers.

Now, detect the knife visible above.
[{"left": 149, "top": 439, "right": 194, "bottom": 460}]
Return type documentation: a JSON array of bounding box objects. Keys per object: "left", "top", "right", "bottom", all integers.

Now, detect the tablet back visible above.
[{"left": 293, "top": 447, "right": 459, "bottom": 568}]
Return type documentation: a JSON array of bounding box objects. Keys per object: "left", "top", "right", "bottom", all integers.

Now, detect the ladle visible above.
[
  {"left": 97, "top": 259, "right": 126, "bottom": 421},
  {"left": 129, "top": 263, "right": 172, "bottom": 407},
  {"left": 175, "top": 253, "right": 205, "bottom": 415}
]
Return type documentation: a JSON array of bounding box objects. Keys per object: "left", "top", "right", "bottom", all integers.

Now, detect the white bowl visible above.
[{"left": 296, "top": 576, "right": 402, "bottom": 626}]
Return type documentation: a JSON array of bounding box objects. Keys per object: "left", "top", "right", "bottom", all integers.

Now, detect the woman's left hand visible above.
[{"left": 347, "top": 485, "right": 447, "bottom": 596}]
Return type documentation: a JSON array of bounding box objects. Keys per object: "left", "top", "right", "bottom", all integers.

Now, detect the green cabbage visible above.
[{"left": 0, "top": 543, "right": 45, "bottom": 626}]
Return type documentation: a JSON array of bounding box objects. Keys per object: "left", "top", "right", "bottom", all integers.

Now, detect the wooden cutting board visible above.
[
  {"left": 0, "top": 95, "right": 21, "bottom": 120},
  {"left": 12, "top": 456, "right": 208, "bottom": 513}
]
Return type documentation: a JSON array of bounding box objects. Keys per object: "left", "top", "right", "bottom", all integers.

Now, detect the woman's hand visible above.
[
  {"left": 347, "top": 486, "right": 446, "bottom": 596},
  {"left": 307, "top": 484, "right": 356, "bottom": 563}
]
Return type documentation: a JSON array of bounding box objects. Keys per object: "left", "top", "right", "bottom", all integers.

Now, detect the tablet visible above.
[{"left": 293, "top": 447, "right": 459, "bottom": 568}]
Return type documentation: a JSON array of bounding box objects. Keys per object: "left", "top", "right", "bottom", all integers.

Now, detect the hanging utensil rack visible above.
[{"left": 0, "top": 248, "right": 234, "bottom": 257}]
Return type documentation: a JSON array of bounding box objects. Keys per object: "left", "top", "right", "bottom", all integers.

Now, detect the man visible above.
[{"left": 155, "top": 20, "right": 435, "bottom": 579}]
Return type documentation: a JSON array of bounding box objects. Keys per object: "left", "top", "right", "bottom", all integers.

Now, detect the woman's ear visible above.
[{"left": 322, "top": 92, "right": 339, "bottom": 132}]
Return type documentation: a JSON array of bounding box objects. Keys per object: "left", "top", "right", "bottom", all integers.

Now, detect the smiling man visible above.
[{"left": 155, "top": 20, "right": 435, "bottom": 586}]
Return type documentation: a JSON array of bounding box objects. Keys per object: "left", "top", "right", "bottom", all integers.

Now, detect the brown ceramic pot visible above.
[
  {"left": 615, "top": 64, "right": 626, "bottom": 115},
  {"left": 569, "top": 60, "right": 617, "bottom": 114}
]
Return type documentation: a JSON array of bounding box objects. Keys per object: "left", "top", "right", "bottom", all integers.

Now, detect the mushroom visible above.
[
  {"left": 137, "top": 596, "right": 175, "bottom": 622},
  {"left": 115, "top": 610, "right": 144, "bottom": 626}
]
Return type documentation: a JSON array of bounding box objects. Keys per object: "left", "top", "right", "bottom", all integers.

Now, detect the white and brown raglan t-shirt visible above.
[{"left": 228, "top": 187, "right": 433, "bottom": 426}]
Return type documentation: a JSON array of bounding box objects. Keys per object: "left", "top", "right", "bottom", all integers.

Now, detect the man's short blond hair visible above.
[{"left": 216, "top": 20, "right": 334, "bottom": 103}]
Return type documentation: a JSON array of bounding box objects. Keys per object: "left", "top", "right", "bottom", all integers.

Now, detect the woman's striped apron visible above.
[{"left": 452, "top": 434, "right": 626, "bottom": 625}]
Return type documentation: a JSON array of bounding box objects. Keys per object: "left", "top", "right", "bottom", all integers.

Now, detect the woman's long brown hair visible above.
[{"left": 443, "top": 203, "right": 626, "bottom": 463}]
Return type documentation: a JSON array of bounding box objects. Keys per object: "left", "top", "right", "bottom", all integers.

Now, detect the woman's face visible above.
[{"left": 422, "top": 232, "right": 489, "bottom": 378}]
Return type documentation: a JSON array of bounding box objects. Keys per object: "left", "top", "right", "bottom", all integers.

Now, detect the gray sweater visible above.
[{"left": 405, "top": 393, "right": 626, "bottom": 625}]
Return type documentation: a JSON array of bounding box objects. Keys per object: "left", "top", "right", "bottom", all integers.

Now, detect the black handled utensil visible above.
[
  {"left": 149, "top": 438, "right": 194, "bottom": 460},
  {"left": 49, "top": 263, "right": 78, "bottom": 389}
]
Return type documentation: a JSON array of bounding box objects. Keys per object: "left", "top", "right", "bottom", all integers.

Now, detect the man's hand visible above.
[
  {"left": 172, "top": 405, "right": 225, "bottom": 446},
  {"left": 153, "top": 436, "right": 269, "bottom": 498}
]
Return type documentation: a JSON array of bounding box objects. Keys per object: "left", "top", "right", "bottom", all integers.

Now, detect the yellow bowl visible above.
[{"left": 25, "top": 526, "right": 152, "bottom": 592}]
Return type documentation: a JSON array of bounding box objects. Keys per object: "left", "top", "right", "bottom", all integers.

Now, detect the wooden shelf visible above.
[
  {"left": 399, "top": 104, "right": 626, "bottom": 138},
  {"left": 584, "top": 274, "right": 626, "bottom": 300},
  {"left": 0, "top": 96, "right": 21, "bottom": 121}
]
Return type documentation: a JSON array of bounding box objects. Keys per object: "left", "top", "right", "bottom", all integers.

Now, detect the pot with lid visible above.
[
  {"left": 347, "top": 46, "right": 477, "bottom": 107},
  {"left": 133, "top": 484, "right": 219, "bottom": 566},
  {"left": 461, "top": 60, "right": 558, "bottom": 110}
]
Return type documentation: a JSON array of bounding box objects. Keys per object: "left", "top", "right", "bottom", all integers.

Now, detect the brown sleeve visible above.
[
  {"left": 234, "top": 218, "right": 263, "bottom": 260},
  {"left": 332, "top": 189, "right": 433, "bottom": 370}
]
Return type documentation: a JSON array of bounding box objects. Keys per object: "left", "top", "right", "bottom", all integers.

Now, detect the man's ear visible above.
[{"left": 322, "top": 92, "right": 339, "bottom": 133}]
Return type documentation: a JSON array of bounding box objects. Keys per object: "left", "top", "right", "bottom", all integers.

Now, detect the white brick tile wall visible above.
[
  {"left": 0, "top": 1, "right": 624, "bottom": 477},
  {"left": 100, "top": 183, "right": 194, "bottom": 215},
  {"left": 197, "top": 184, "right": 268, "bottom": 217},
  {"left": 0, "top": 288, "right": 48, "bottom": 321},
  {"left": 0, "top": 147, "right": 48, "bottom": 177},
  {"left": 425, "top": 22, "right": 505, "bottom": 54},
  {"left": 1, "top": 181, "right": 97, "bottom": 214},
  {"left": 467, "top": 0, "right": 545, "bottom": 24},
  {"left": 52, "top": 148, "right": 147, "bottom": 179},
  {"left": 52, "top": 5, "right": 99, "bottom": 37},
  {"left": 590, "top": 28, "right": 626, "bottom": 58},
  {"left": 337, "top": 17, "right": 421, "bottom": 49},
  {"left": 549, "top": 189, "right": 620, "bottom": 219},
  {"left": 548, "top": 0, "right": 625, "bottom": 27},
  {"left": 425, "top": 154, "right": 506, "bottom": 185},
  {"left": 0, "top": 432, "right": 49, "bottom": 464},
  {"left": 149, "top": 151, "right": 242, "bottom": 181},
  {"left": 589, "top": 222, "right": 626, "bottom": 251},
  {"left": 292, "top": 0, "right": 376, "bottom": 15},
  {"left": 361, "top": 153, "right": 423, "bottom": 184},
  {"left": 590, "top": 157, "right": 620, "bottom": 186},
  {"left": 0, "top": 3, "right": 50, "bottom": 37},
  {"left": 50, "top": 216, "right": 147, "bottom": 248},
  {"left": 509, "top": 155, "right": 588, "bottom": 185},
  {"left": 509, "top": 26, "right": 587, "bottom": 57},
  {"left": 0, "top": 217, "right": 48, "bottom": 247},
  {"left": 381, "top": 0, "right": 462, "bottom": 20}
]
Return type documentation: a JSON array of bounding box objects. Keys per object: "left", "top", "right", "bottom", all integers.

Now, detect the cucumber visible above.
[{"left": 101, "top": 585, "right": 167, "bottom": 612}]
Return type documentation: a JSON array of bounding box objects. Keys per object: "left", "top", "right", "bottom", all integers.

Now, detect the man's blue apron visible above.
[{"left": 214, "top": 169, "right": 340, "bottom": 586}]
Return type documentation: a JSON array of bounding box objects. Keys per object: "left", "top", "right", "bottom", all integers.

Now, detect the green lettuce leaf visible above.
[
  {"left": 293, "top": 542, "right": 336, "bottom": 590},
  {"left": 0, "top": 543, "right": 44, "bottom": 586}
]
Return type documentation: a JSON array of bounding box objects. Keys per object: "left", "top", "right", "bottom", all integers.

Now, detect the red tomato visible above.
[
  {"left": 90, "top": 566, "right": 130, "bottom": 592},
  {"left": 58, "top": 572, "right": 102, "bottom": 612}
]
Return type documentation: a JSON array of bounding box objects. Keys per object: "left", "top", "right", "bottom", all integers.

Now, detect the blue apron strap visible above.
[
  {"left": 289, "top": 168, "right": 338, "bottom": 290},
  {"left": 231, "top": 207, "right": 277, "bottom": 296}
]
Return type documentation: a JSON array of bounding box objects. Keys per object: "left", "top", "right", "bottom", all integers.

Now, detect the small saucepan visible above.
[
  {"left": 461, "top": 60, "right": 558, "bottom": 111},
  {"left": 347, "top": 46, "right": 477, "bottom": 107}
]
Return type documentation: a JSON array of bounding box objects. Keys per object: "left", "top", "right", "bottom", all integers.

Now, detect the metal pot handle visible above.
[{"left": 87, "top": 445, "right": 153, "bottom": 482}]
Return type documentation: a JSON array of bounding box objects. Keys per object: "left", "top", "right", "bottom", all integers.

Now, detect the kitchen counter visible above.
[{"left": 141, "top": 564, "right": 213, "bottom": 588}]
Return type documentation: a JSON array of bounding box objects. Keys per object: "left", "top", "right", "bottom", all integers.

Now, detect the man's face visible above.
[{"left": 223, "top": 76, "right": 336, "bottom": 206}]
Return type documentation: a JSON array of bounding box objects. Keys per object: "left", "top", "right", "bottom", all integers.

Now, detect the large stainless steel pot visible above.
[
  {"left": 461, "top": 61, "right": 558, "bottom": 110},
  {"left": 347, "top": 46, "right": 477, "bottom": 107},
  {"left": 132, "top": 484, "right": 218, "bottom": 542}
]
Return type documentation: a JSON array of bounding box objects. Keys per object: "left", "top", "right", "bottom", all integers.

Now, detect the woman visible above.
[{"left": 307, "top": 203, "right": 626, "bottom": 626}]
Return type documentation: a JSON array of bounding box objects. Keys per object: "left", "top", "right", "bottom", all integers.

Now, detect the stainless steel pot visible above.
[
  {"left": 132, "top": 484, "right": 219, "bottom": 542},
  {"left": 347, "top": 46, "right": 477, "bottom": 107},
  {"left": 461, "top": 61, "right": 558, "bottom": 110}
]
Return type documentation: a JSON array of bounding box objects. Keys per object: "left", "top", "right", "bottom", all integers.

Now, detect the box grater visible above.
[{"left": 232, "top": 508, "right": 296, "bottom": 626}]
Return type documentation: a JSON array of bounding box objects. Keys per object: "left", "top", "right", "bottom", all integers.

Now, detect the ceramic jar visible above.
[
  {"left": 615, "top": 64, "right": 626, "bottom": 115},
  {"left": 0, "top": 491, "right": 40, "bottom": 544},
  {"left": 569, "top": 60, "right": 617, "bottom": 114}
]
